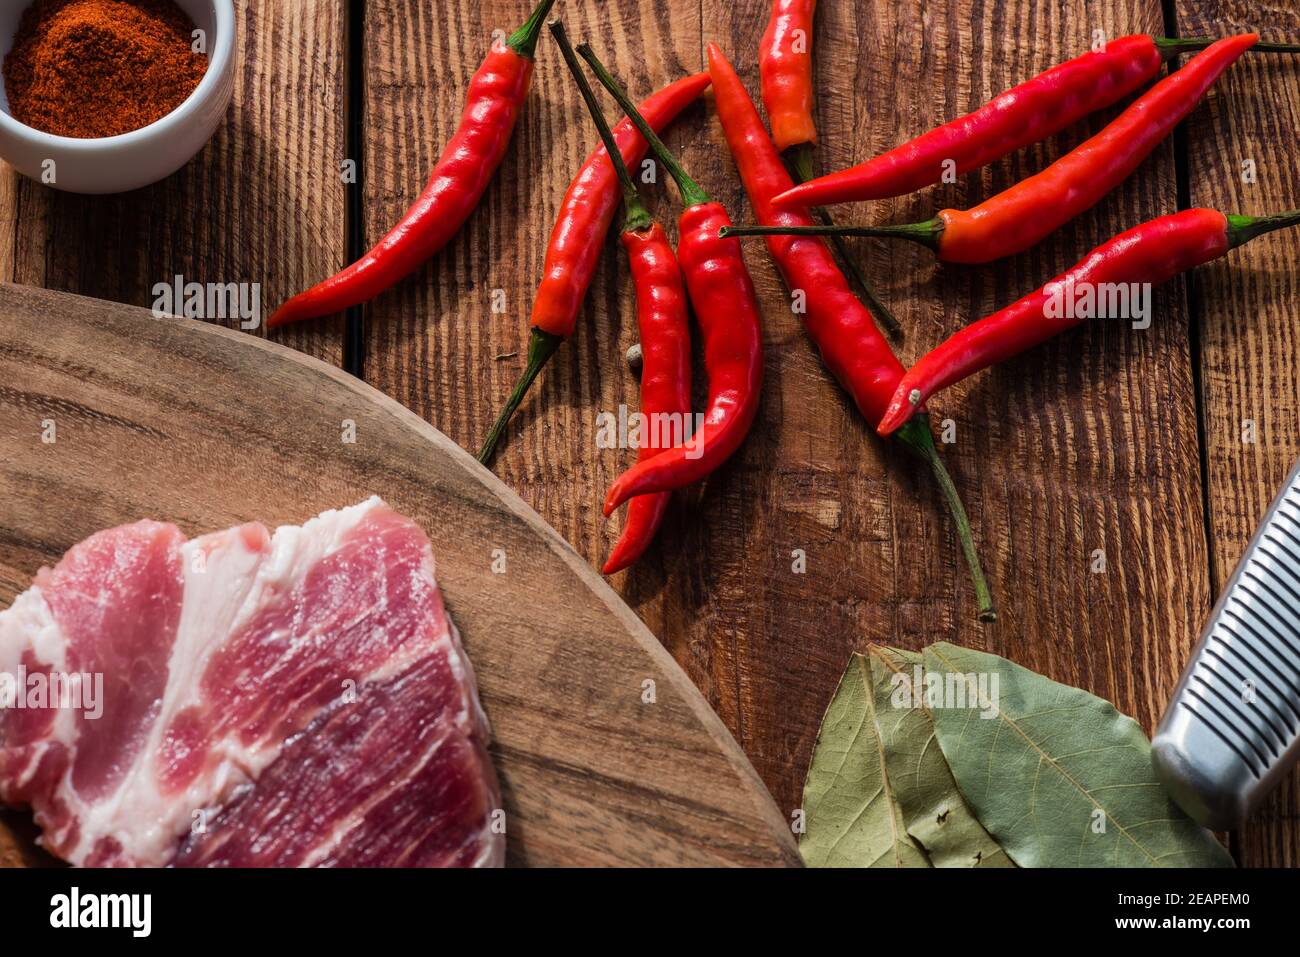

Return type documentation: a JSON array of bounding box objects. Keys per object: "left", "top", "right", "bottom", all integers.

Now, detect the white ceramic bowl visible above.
[{"left": 0, "top": 0, "right": 235, "bottom": 194}]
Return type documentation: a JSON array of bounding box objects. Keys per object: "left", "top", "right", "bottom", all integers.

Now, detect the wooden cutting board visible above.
[{"left": 0, "top": 283, "right": 799, "bottom": 868}]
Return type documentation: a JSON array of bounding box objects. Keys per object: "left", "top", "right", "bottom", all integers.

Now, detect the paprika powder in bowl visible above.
[{"left": 0, "top": 0, "right": 235, "bottom": 194}]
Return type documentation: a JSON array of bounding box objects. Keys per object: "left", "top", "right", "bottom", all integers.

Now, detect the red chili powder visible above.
[{"left": 3, "top": 0, "right": 209, "bottom": 139}]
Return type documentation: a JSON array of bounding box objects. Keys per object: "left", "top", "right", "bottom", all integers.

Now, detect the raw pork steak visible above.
[{"left": 0, "top": 498, "right": 502, "bottom": 867}]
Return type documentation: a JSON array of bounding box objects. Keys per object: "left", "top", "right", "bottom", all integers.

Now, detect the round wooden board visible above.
[{"left": 0, "top": 283, "right": 799, "bottom": 868}]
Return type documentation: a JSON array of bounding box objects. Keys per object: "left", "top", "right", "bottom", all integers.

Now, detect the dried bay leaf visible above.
[
  {"left": 799, "top": 653, "right": 930, "bottom": 868},
  {"left": 867, "top": 646, "right": 1015, "bottom": 867},
  {"left": 923, "top": 642, "right": 1233, "bottom": 868}
]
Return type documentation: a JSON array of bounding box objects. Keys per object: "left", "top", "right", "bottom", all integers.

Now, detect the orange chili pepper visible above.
[
  {"left": 727, "top": 35, "right": 1258, "bottom": 264},
  {"left": 759, "top": 0, "right": 817, "bottom": 152},
  {"left": 775, "top": 33, "right": 1300, "bottom": 208}
]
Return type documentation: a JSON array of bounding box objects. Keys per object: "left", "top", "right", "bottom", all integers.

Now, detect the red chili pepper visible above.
[
  {"left": 760, "top": 0, "right": 817, "bottom": 153},
  {"left": 758, "top": 0, "right": 902, "bottom": 338},
  {"left": 547, "top": 21, "right": 692, "bottom": 575},
  {"left": 730, "top": 35, "right": 1258, "bottom": 263},
  {"left": 876, "top": 208, "right": 1300, "bottom": 436},
  {"left": 604, "top": 223, "right": 693, "bottom": 574},
  {"left": 268, "top": 0, "right": 555, "bottom": 329},
  {"left": 775, "top": 33, "right": 1300, "bottom": 208},
  {"left": 717, "top": 43, "right": 898, "bottom": 422},
  {"left": 576, "top": 42, "right": 764, "bottom": 516},
  {"left": 476, "top": 71, "right": 711, "bottom": 464},
  {"left": 708, "top": 42, "right": 995, "bottom": 622}
]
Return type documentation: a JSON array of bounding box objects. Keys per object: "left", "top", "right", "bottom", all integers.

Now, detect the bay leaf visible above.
[
  {"left": 922, "top": 642, "right": 1233, "bottom": 868},
  {"left": 799, "top": 653, "right": 930, "bottom": 868},
  {"left": 867, "top": 646, "right": 1014, "bottom": 867}
]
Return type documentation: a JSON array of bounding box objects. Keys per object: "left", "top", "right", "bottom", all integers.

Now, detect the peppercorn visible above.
[{"left": 3, "top": 0, "right": 208, "bottom": 139}]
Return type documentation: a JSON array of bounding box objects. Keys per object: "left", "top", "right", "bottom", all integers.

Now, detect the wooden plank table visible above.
[{"left": 2, "top": 0, "right": 1297, "bottom": 866}]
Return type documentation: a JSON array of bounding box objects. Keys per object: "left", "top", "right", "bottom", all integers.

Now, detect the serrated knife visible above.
[{"left": 1154, "top": 456, "right": 1300, "bottom": 829}]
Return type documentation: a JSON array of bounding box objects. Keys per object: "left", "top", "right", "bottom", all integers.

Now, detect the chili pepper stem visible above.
[
  {"left": 1155, "top": 36, "right": 1300, "bottom": 57},
  {"left": 894, "top": 414, "right": 997, "bottom": 623},
  {"left": 577, "top": 43, "right": 712, "bottom": 209},
  {"left": 548, "top": 20, "right": 654, "bottom": 233},
  {"left": 784, "top": 142, "right": 904, "bottom": 339},
  {"left": 783, "top": 141, "right": 816, "bottom": 196},
  {"left": 1226, "top": 209, "right": 1300, "bottom": 248},
  {"left": 505, "top": 0, "right": 557, "bottom": 58},
  {"left": 478, "top": 328, "right": 565, "bottom": 465},
  {"left": 721, "top": 219, "right": 944, "bottom": 251}
]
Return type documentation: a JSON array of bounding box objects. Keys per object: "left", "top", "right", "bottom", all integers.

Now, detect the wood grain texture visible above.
[
  {"left": 361, "top": 0, "right": 1214, "bottom": 832},
  {"left": 0, "top": 810, "right": 55, "bottom": 868},
  {"left": 1175, "top": 0, "right": 1300, "bottom": 867},
  {"left": 0, "top": 163, "right": 16, "bottom": 284},
  {"left": 2, "top": 0, "right": 1292, "bottom": 865},
  {"left": 0, "top": 0, "right": 347, "bottom": 365},
  {"left": 0, "top": 283, "right": 799, "bottom": 868}
]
